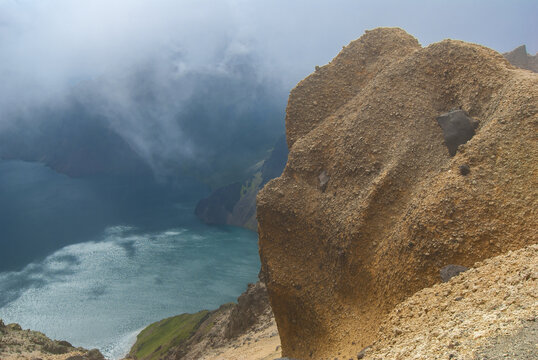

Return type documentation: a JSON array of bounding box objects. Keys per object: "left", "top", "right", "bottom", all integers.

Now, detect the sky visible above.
[
  {"left": 1, "top": 0, "right": 535, "bottom": 99},
  {"left": 0, "top": 0, "right": 536, "bottom": 177}
]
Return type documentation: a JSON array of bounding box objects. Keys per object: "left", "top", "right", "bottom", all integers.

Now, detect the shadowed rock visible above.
[
  {"left": 436, "top": 110, "right": 476, "bottom": 156},
  {"left": 440, "top": 264, "right": 469, "bottom": 282},
  {"left": 225, "top": 282, "right": 271, "bottom": 339},
  {"left": 43, "top": 341, "right": 71, "bottom": 354}
]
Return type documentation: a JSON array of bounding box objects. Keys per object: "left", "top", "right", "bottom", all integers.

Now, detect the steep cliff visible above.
[
  {"left": 195, "top": 135, "right": 288, "bottom": 231},
  {"left": 126, "top": 282, "right": 275, "bottom": 360},
  {"left": 257, "top": 28, "right": 537, "bottom": 359}
]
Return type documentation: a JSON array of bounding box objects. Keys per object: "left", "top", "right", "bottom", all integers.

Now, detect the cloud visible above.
[
  {"left": 0, "top": 0, "right": 535, "bottom": 181},
  {"left": 0, "top": 0, "right": 241, "bottom": 117},
  {"left": 1, "top": 0, "right": 536, "bottom": 106}
]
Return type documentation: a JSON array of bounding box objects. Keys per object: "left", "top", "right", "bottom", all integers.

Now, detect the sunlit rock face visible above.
[{"left": 257, "top": 28, "right": 538, "bottom": 359}]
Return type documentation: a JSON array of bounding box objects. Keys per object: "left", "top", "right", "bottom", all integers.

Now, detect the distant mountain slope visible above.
[
  {"left": 195, "top": 135, "right": 288, "bottom": 231},
  {"left": 504, "top": 44, "right": 538, "bottom": 72},
  {"left": 0, "top": 103, "right": 150, "bottom": 178},
  {"left": 0, "top": 56, "right": 286, "bottom": 187}
]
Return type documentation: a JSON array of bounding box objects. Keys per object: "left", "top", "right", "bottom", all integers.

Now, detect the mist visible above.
[{"left": 0, "top": 0, "right": 536, "bottom": 183}]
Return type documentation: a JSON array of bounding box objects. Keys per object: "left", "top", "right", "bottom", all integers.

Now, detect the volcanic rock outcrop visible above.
[
  {"left": 257, "top": 28, "right": 537, "bottom": 359},
  {"left": 503, "top": 44, "right": 538, "bottom": 73}
]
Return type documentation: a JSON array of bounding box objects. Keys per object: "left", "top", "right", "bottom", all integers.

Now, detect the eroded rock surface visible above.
[
  {"left": 364, "top": 245, "right": 538, "bottom": 360},
  {"left": 257, "top": 27, "right": 537, "bottom": 359}
]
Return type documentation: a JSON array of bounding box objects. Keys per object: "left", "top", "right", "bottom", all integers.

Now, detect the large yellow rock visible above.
[{"left": 257, "top": 27, "right": 537, "bottom": 359}]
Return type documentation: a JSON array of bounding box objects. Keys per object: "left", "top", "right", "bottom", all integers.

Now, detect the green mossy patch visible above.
[{"left": 129, "top": 310, "right": 209, "bottom": 360}]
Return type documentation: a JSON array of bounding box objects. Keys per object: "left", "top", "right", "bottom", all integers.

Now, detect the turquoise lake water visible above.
[{"left": 0, "top": 161, "right": 260, "bottom": 359}]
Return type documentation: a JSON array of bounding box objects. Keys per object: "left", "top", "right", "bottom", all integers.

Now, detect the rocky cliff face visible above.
[
  {"left": 195, "top": 136, "right": 288, "bottom": 231},
  {"left": 257, "top": 28, "right": 537, "bottom": 359},
  {"left": 126, "top": 282, "right": 275, "bottom": 360},
  {"left": 504, "top": 45, "right": 538, "bottom": 73},
  {"left": 0, "top": 320, "right": 105, "bottom": 360}
]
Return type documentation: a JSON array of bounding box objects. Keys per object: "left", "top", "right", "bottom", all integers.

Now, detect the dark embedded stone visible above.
[
  {"left": 436, "top": 110, "right": 476, "bottom": 156},
  {"left": 440, "top": 265, "right": 469, "bottom": 282},
  {"left": 319, "top": 170, "right": 330, "bottom": 192},
  {"left": 57, "top": 340, "right": 73, "bottom": 347},
  {"left": 459, "top": 164, "right": 470, "bottom": 175},
  {"left": 357, "top": 346, "right": 371, "bottom": 359}
]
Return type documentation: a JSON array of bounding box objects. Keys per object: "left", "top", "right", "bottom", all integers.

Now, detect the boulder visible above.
[{"left": 257, "top": 27, "right": 538, "bottom": 359}]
